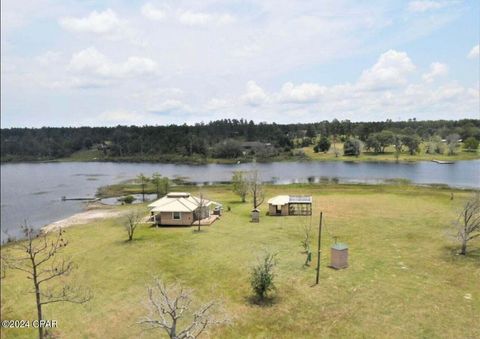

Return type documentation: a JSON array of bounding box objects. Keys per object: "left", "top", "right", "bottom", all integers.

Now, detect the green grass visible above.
[
  {"left": 304, "top": 142, "right": 480, "bottom": 162},
  {"left": 1, "top": 184, "right": 479, "bottom": 338}
]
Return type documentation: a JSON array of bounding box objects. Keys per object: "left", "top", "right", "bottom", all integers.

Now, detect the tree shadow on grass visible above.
[
  {"left": 440, "top": 244, "right": 480, "bottom": 267},
  {"left": 113, "top": 237, "right": 148, "bottom": 246},
  {"left": 244, "top": 294, "right": 280, "bottom": 307}
]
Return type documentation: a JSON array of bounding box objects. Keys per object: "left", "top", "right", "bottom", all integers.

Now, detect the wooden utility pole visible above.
[{"left": 315, "top": 212, "right": 323, "bottom": 285}]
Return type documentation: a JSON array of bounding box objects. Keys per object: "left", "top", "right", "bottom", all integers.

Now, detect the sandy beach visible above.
[{"left": 42, "top": 203, "right": 131, "bottom": 233}]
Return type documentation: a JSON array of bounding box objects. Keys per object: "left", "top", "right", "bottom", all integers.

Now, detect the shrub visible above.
[
  {"left": 250, "top": 253, "right": 277, "bottom": 301},
  {"left": 119, "top": 195, "right": 135, "bottom": 204},
  {"left": 313, "top": 136, "right": 331, "bottom": 153},
  {"left": 343, "top": 138, "right": 362, "bottom": 156},
  {"left": 463, "top": 137, "right": 479, "bottom": 151},
  {"left": 213, "top": 139, "right": 242, "bottom": 158}
]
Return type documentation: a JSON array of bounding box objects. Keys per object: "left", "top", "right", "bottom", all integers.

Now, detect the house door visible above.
[{"left": 276, "top": 205, "right": 282, "bottom": 215}]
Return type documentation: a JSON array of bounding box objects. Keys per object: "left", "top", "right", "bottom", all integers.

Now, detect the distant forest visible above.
[{"left": 1, "top": 119, "right": 479, "bottom": 162}]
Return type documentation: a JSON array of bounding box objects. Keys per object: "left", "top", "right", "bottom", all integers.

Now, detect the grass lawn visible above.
[{"left": 1, "top": 184, "right": 479, "bottom": 338}]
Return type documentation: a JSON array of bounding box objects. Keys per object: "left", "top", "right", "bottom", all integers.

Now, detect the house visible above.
[
  {"left": 148, "top": 192, "right": 220, "bottom": 226},
  {"left": 268, "top": 195, "right": 312, "bottom": 216}
]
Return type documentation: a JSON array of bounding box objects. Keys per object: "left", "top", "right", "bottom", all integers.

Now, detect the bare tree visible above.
[
  {"left": 232, "top": 171, "right": 249, "bottom": 203},
  {"left": 139, "top": 278, "right": 226, "bottom": 338},
  {"left": 248, "top": 170, "right": 264, "bottom": 210},
  {"left": 7, "top": 225, "right": 91, "bottom": 339},
  {"left": 454, "top": 194, "right": 480, "bottom": 255},
  {"left": 195, "top": 193, "right": 207, "bottom": 232},
  {"left": 125, "top": 211, "right": 142, "bottom": 241}
]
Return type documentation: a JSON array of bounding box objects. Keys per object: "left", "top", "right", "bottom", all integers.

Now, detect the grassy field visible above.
[
  {"left": 303, "top": 142, "right": 480, "bottom": 162},
  {"left": 1, "top": 184, "right": 479, "bottom": 338}
]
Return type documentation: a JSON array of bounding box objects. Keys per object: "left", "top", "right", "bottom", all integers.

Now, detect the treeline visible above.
[{"left": 1, "top": 119, "right": 479, "bottom": 162}]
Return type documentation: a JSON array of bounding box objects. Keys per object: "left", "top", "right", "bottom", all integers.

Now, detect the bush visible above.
[
  {"left": 212, "top": 139, "right": 242, "bottom": 158},
  {"left": 463, "top": 137, "right": 479, "bottom": 151},
  {"left": 343, "top": 138, "right": 362, "bottom": 156},
  {"left": 250, "top": 253, "right": 277, "bottom": 301},
  {"left": 313, "top": 136, "right": 331, "bottom": 153},
  {"left": 118, "top": 195, "right": 135, "bottom": 204}
]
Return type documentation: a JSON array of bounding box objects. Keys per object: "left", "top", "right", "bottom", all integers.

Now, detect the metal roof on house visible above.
[
  {"left": 267, "top": 195, "right": 312, "bottom": 205},
  {"left": 148, "top": 192, "right": 219, "bottom": 213}
]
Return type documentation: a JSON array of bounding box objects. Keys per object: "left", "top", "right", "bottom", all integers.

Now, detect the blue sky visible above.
[{"left": 1, "top": 0, "right": 479, "bottom": 127}]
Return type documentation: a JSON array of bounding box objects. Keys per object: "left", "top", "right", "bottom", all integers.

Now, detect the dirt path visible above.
[{"left": 42, "top": 204, "right": 131, "bottom": 233}]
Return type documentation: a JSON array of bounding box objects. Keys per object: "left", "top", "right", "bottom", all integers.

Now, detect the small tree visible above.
[
  {"left": 7, "top": 225, "right": 91, "bottom": 339},
  {"left": 313, "top": 136, "right": 331, "bottom": 153},
  {"left": 137, "top": 173, "right": 150, "bottom": 202},
  {"left": 125, "top": 211, "right": 142, "bottom": 241},
  {"left": 250, "top": 252, "right": 277, "bottom": 301},
  {"left": 454, "top": 194, "right": 480, "bottom": 255},
  {"left": 300, "top": 223, "right": 313, "bottom": 266},
  {"left": 232, "top": 171, "right": 249, "bottom": 202},
  {"left": 195, "top": 193, "right": 207, "bottom": 232},
  {"left": 139, "top": 278, "right": 226, "bottom": 338}
]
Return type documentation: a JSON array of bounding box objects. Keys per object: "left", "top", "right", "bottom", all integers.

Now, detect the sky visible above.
[{"left": 1, "top": 0, "right": 479, "bottom": 128}]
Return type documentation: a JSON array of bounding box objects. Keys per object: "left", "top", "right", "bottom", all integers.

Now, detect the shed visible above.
[
  {"left": 268, "top": 195, "right": 312, "bottom": 216},
  {"left": 251, "top": 208, "right": 260, "bottom": 222},
  {"left": 330, "top": 243, "right": 348, "bottom": 269}
]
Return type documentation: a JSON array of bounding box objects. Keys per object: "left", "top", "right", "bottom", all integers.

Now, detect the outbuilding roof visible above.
[{"left": 268, "top": 195, "right": 312, "bottom": 205}]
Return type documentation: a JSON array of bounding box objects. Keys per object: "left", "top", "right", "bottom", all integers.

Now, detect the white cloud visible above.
[
  {"left": 148, "top": 99, "right": 190, "bottom": 113},
  {"left": 68, "top": 47, "right": 158, "bottom": 81},
  {"left": 468, "top": 44, "right": 479, "bottom": 59},
  {"left": 36, "top": 51, "right": 62, "bottom": 65},
  {"left": 358, "top": 50, "right": 416, "bottom": 90},
  {"left": 242, "top": 81, "right": 267, "bottom": 106},
  {"left": 141, "top": 3, "right": 166, "bottom": 21},
  {"left": 205, "top": 98, "right": 230, "bottom": 111},
  {"left": 407, "top": 1, "right": 450, "bottom": 12},
  {"left": 59, "top": 9, "right": 123, "bottom": 34},
  {"left": 279, "top": 82, "right": 327, "bottom": 103},
  {"left": 422, "top": 62, "right": 448, "bottom": 82},
  {"left": 177, "top": 11, "right": 235, "bottom": 26}
]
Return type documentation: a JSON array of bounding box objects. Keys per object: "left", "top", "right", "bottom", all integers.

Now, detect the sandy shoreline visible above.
[{"left": 42, "top": 203, "right": 131, "bottom": 233}]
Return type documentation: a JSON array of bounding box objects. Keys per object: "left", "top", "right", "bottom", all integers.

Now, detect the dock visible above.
[
  {"left": 432, "top": 159, "right": 454, "bottom": 164},
  {"left": 61, "top": 196, "right": 100, "bottom": 202}
]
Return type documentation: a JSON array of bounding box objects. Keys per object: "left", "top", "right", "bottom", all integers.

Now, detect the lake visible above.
[{"left": 1, "top": 160, "right": 479, "bottom": 240}]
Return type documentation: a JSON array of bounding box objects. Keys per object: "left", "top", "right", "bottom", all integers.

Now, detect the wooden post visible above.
[{"left": 315, "top": 212, "right": 323, "bottom": 285}]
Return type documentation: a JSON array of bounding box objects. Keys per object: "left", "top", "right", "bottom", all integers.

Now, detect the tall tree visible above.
[
  {"left": 151, "top": 173, "right": 169, "bottom": 199},
  {"left": 7, "top": 226, "right": 91, "bottom": 339},
  {"left": 137, "top": 173, "right": 149, "bottom": 202},
  {"left": 446, "top": 134, "right": 460, "bottom": 155}
]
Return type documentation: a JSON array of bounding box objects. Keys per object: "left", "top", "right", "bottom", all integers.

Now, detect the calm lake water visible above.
[{"left": 1, "top": 160, "right": 479, "bottom": 240}]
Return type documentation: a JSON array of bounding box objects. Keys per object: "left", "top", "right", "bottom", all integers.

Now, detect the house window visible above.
[{"left": 173, "top": 212, "right": 181, "bottom": 220}]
